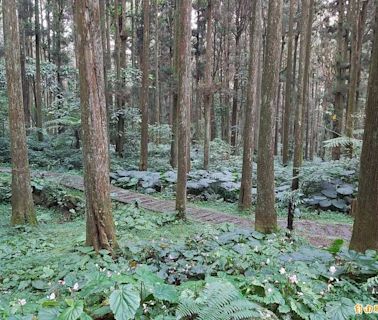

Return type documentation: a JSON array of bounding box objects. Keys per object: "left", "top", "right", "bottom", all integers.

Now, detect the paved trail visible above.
[{"left": 0, "top": 168, "right": 352, "bottom": 247}]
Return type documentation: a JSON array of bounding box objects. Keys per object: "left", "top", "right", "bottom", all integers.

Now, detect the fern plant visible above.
[
  {"left": 323, "top": 136, "right": 362, "bottom": 149},
  {"left": 176, "top": 280, "right": 277, "bottom": 320}
]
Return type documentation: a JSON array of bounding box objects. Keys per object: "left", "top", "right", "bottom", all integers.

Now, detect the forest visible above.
[{"left": 0, "top": 0, "right": 378, "bottom": 319}]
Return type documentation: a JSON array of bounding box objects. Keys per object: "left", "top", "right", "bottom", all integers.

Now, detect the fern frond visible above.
[
  {"left": 363, "top": 275, "right": 378, "bottom": 291},
  {"left": 323, "top": 136, "right": 362, "bottom": 149},
  {"left": 44, "top": 116, "right": 81, "bottom": 129},
  {"left": 176, "top": 280, "right": 277, "bottom": 320}
]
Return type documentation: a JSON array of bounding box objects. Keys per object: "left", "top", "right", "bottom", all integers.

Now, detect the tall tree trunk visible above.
[
  {"left": 255, "top": 0, "right": 282, "bottom": 233},
  {"left": 221, "top": 0, "right": 231, "bottom": 144},
  {"left": 282, "top": 0, "right": 296, "bottom": 166},
  {"left": 139, "top": 0, "right": 150, "bottom": 170},
  {"left": 332, "top": 0, "right": 347, "bottom": 160},
  {"left": 170, "top": 0, "right": 179, "bottom": 168},
  {"left": 238, "top": 0, "right": 261, "bottom": 211},
  {"left": 288, "top": 0, "right": 314, "bottom": 230},
  {"left": 3, "top": 0, "right": 36, "bottom": 225},
  {"left": 175, "top": 0, "right": 192, "bottom": 219},
  {"left": 274, "top": 36, "right": 285, "bottom": 156},
  {"left": 230, "top": 36, "right": 240, "bottom": 149},
  {"left": 74, "top": 0, "right": 117, "bottom": 252},
  {"left": 154, "top": 0, "right": 161, "bottom": 125},
  {"left": 203, "top": 0, "right": 214, "bottom": 170},
  {"left": 114, "top": 0, "right": 127, "bottom": 157},
  {"left": 35, "top": 0, "right": 43, "bottom": 141},
  {"left": 18, "top": 0, "right": 31, "bottom": 129},
  {"left": 349, "top": 5, "right": 378, "bottom": 252},
  {"left": 345, "top": 0, "right": 361, "bottom": 157}
]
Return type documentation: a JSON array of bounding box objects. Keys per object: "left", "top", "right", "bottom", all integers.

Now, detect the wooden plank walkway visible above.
[{"left": 0, "top": 168, "right": 352, "bottom": 247}]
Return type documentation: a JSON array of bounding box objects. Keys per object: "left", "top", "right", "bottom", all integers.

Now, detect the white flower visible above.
[
  {"left": 279, "top": 267, "right": 286, "bottom": 274},
  {"left": 298, "top": 291, "right": 304, "bottom": 296},
  {"left": 18, "top": 299, "right": 27, "bottom": 306},
  {"left": 72, "top": 283, "right": 79, "bottom": 291},
  {"left": 289, "top": 274, "right": 298, "bottom": 284},
  {"left": 320, "top": 291, "right": 324, "bottom": 295},
  {"left": 267, "top": 288, "right": 273, "bottom": 293},
  {"left": 329, "top": 266, "right": 336, "bottom": 274},
  {"left": 48, "top": 292, "right": 56, "bottom": 300},
  {"left": 107, "top": 271, "right": 112, "bottom": 277},
  {"left": 266, "top": 258, "right": 270, "bottom": 265},
  {"left": 327, "top": 283, "right": 333, "bottom": 291}
]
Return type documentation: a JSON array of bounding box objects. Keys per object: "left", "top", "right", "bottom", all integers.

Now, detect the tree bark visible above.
[
  {"left": 3, "top": 0, "right": 36, "bottom": 225},
  {"left": 255, "top": 0, "right": 282, "bottom": 233},
  {"left": 170, "top": 0, "right": 180, "bottom": 169},
  {"left": 345, "top": 0, "right": 362, "bottom": 157},
  {"left": 282, "top": 0, "right": 296, "bottom": 166},
  {"left": 332, "top": 0, "right": 347, "bottom": 160},
  {"left": 288, "top": 0, "right": 313, "bottom": 230},
  {"left": 238, "top": 0, "right": 261, "bottom": 211},
  {"left": 74, "top": 0, "right": 117, "bottom": 252},
  {"left": 203, "top": 0, "right": 214, "bottom": 170},
  {"left": 349, "top": 5, "right": 378, "bottom": 252},
  {"left": 139, "top": 0, "right": 150, "bottom": 170},
  {"left": 35, "top": 0, "right": 43, "bottom": 141},
  {"left": 175, "top": 0, "right": 192, "bottom": 219}
]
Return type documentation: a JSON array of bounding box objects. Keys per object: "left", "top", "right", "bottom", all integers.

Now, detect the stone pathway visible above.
[{"left": 0, "top": 168, "right": 353, "bottom": 247}]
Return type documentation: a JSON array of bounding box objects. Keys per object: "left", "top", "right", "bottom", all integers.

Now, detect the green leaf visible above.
[
  {"left": 327, "top": 239, "right": 344, "bottom": 254},
  {"left": 32, "top": 279, "right": 47, "bottom": 290},
  {"left": 153, "top": 283, "right": 179, "bottom": 303},
  {"left": 326, "top": 298, "right": 355, "bottom": 320},
  {"left": 38, "top": 308, "right": 60, "bottom": 320},
  {"left": 109, "top": 284, "right": 141, "bottom": 320},
  {"left": 79, "top": 313, "right": 93, "bottom": 320},
  {"left": 58, "top": 300, "right": 84, "bottom": 320}
]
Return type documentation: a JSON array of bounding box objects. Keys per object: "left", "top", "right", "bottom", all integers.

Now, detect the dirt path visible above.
[{"left": 0, "top": 168, "right": 352, "bottom": 247}]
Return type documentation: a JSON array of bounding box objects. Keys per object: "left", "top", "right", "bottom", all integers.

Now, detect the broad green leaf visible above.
[
  {"left": 32, "top": 280, "right": 47, "bottom": 290},
  {"left": 110, "top": 284, "right": 140, "bottom": 320},
  {"left": 153, "top": 283, "right": 179, "bottom": 303},
  {"left": 58, "top": 300, "right": 84, "bottom": 320},
  {"left": 38, "top": 308, "right": 60, "bottom": 320},
  {"left": 326, "top": 298, "right": 355, "bottom": 320}
]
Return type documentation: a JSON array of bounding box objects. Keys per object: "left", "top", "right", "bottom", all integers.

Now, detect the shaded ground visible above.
[{"left": 0, "top": 168, "right": 352, "bottom": 247}]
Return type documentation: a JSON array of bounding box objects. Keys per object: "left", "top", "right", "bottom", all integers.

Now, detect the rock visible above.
[
  {"left": 336, "top": 184, "right": 354, "bottom": 196},
  {"left": 109, "top": 172, "right": 119, "bottom": 180},
  {"left": 276, "top": 185, "right": 291, "bottom": 192},
  {"left": 116, "top": 170, "right": 129, "bottom": 177},
  {"left": 319, "top": 199, "right": 332, "bottom": 208},
  {"left": 331, "top": 199, "right": 347, "bottom": 211},
  {"left": 321, "top": 188, "right": 338, "bottom": 199},
  {"left": 163, "top": 171, "right": 177, "bottom": 183}
]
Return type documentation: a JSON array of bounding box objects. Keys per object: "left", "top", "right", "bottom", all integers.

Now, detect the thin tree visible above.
[
  {"left": 170, "top": 0, "right": 180, "bottom": 169},
  {"left": 114, "top": 0, "right": 127, "bottom": 157},
  {"left": 345, "top": 0, "right": 360, "bottom": 157},
  {"left": 282, "top": 0, "right": 296, "bottom": 166},
  {"left": 238, "top": 0, "right": 262, "bottom": 211},
  {"left": 74, "top": 0, "right": 117, "bottom": 252},
  {"left": 349, "top": 4, "right": 378, "bottom": 252},
  {"left": 332, "top": 0, "right": 347, "bottom": 160},
  {"left": 140, "top": 0, "right": 150, "bottom": 170},
  {"left": 35, "top": 0, "right": 43, "bottom": 141},
  {"left": 255, "top": 0, "right": 283, "bottom": 233},
  {"left": 203, "top": 0, "right": 214, "bottom": 170},
  {"left": 3, "top": 0, "right": 36, "bottom": 225},
  {"left": 175, "top": 0, "right": 192, "bottom": 219},
  {"left": 288, "top": 0, "right": 314, "bottom": 230}
]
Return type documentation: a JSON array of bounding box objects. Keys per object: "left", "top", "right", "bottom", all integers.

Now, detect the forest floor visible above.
[{"left": 0, "top": 168, "right": 352, "bottom": 247}]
